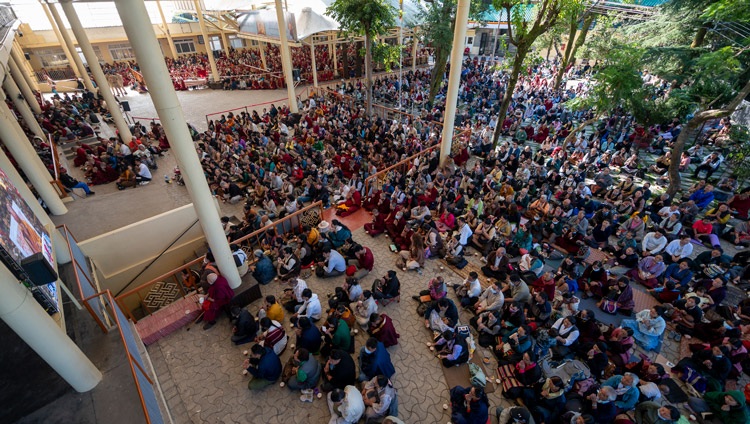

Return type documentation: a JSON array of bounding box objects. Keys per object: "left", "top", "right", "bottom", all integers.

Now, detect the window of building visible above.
[
  {"left": 36, "top": 49, "right": 68, "bottom": 67},
  {"left": 109, "top": 43, "right": 135, "bottom": 61},
  {"left": 209, "top": 36, "right": 222, "bottom": 52},
  {"left": 229, "top": 35, "right": 245, "bottom": 49},
  {"left": 174, "top": 38, "right": 196, "bottom": 54},
  {"left": 467, "top": 37, "right": 474, "bottom": 45}
]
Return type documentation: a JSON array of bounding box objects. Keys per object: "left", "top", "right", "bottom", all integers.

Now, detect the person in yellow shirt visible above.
[{"left": 261, "top": 295, "right": 284, "bottom": 323}]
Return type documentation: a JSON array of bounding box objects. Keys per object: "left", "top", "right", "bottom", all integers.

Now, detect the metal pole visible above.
[
  {"left": 0, "top": 90, "right": 67, "bottom": 215},
  {"left": 439, "top": 0, "right": 470, "bottom": 166},
  {"left": 274, "top": 0, "right": 299, "bottom": 113},
  {"left": 3, "top": 72, "right": 45, "bottom": 139},
  {"left": 0, "top": 262, "right": 101, "bottom": 392},
  {"left": 8, "top": 56, "right": 42, "bottom": 115},
  {"left": 194, "top": 0, "right": 220, "bottom": 82},
  {"left": 60, "top": 0, "right": 133, "bottom": 143},
  {"left": 156, "top": 0, "right": 179, "bottom": 59},
  {"left": 46, "top": 1, "right": 95, "bottom": 92},
  {"left": 40, "top": 1, "right": 81, "bottom": 79},
  {"left": 11, "top": 42, "right": 41, "bottom": 93},
  {"left": 398, "top": 0, "right": 403, "bottom": 110},
  {"left": 310, "top": 40, "right": 318, "bottom": 87},
  {"left": 114, "top": 0, "right": 241, "bottom": 289}
]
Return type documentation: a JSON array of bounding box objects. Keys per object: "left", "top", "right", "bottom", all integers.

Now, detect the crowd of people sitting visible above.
[
  {"left": 94, "top": 44, "right": 431, "bottom": 93},
  {"left": 173, "top": 55, "right": 750, "bottom": 424},
  {"left": 16, "top": 49, "right": 750, "bottom": 424}
]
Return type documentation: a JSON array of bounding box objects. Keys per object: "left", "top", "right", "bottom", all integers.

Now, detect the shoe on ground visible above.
[
  {"left": 87, "top": 191, "right": 95, "bottom": 196},
  {"left": 412, "top": 295, "right": 420, "bottom": 301},
  {"left": 202, "top": 321, "right": 216, "bottom": 330},
  {"left": 139, "top": 181, "right": 150, "bottom": 186}
]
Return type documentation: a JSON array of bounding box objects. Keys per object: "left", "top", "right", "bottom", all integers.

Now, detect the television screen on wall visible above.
[{"left": 0, "top": 167, "right": 58, "bottom": 312}]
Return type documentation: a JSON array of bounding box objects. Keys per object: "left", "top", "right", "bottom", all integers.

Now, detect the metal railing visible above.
[
  {"left": 89, "top": 289, "right": 164, "bottom": 424},
  {"left": 56, "top": 224, "right": 109, "bottom": 333},
  {"left": 47, "top": 135, "right": 70, "bottom": 199},
  {"left": 36, "top": 68, "right": 77, "bottom": 83},
  {"left": 203, "top": 87, "right": 313, "bottom": 129},
  {"left": 362, "top": 128, "right": 474, "bottom": 196},
  {"left": 55, "top": 225, "right": 163, "bottom": 422},
  {"left": 115, "top": 201, "right": 324, "bottom": 322}
]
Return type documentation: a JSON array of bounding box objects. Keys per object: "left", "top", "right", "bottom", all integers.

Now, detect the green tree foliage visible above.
[
  {"left": 326, "top": 0, "right": 397, "bottom": 116},
  {"left": 416, "top": 0, "right": 490, "bottom": 106},
  {"left": 563, "top": 45, "right": 648, "bottom": 147},
  {"left": 614, "top": 0, "right": 750, "bottom": 193},
  {"left": 490, "top": 0, "right": 569, "bottom": 147},
  {"left": 551, "top": 0, "right": 593, "bottom": 90}
]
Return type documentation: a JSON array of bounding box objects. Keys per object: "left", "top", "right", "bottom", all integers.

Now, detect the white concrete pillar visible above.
[
  {"left": 411, "top": 33, "right": 418, "bottom": 72},
  {"left": 310, "top": 41, "right": 318, "bottom": 87},
  {"left": 155, "top": 0, "right": 179, "bottom": 59},
  {"left": 4, "top": 72, "right": 46, "bottom": 140},
  {"left": 114, "top": 0, "right": 241, "bottom": 289},
  {"left": 60, "top": 0, "right": 133, "bottom": 144},
  {"left": 0, "top": 262, "right": 101, "bottom": 392},
  {"left": 439, "top": 0, "right": 470, "bottom": 166},
  {"left": 221, "top": 31, "right": 231, "bottom": 56},
  {"left": 331, "top": 38, "right": 338, "bottom": 77},
  {"left": 0, "top": 92, "right": 67, "bottom": 215},
  {"left": 259, "top": 42, "right": 267, "bottom": 70},
  {"left": 11, "top": 42, "right": 41, "bottom": 93},
  {"left": 8, "top": 56, "right": 42, "bottom": 115},
  {"left": 47, "top": 2, "right": 95, "bottom": 92},
  {"left": 274, "top": 0, "right": 298, "bottom": 113},
  {"left": 0, "top": 148, "right": 71, "bottom": 264},
  {"left": 193, "top": 0, "right": 220, "bottom": 82},
  {"left": 41, "top": 1, "right": 82, "bottom": 79}
]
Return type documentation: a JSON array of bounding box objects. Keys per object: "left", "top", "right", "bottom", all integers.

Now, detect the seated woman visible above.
[
  {"left": 579, "top": 261, "right": 610, "bottom": 299},
  {"left": 367, "top": 313, "right": 400, "bottom": 348},
  {"left": 598, "top": 277, "right": 635, "bottom": 316},
  {"left": 621, "top": 308, "right": 666, "bottom": 351},
  {"left": 449, "top": 384, "right": 489, "bottom": 424},
  {"left": 434, "top": 329, "right": 470, "bottom": 367},
  {"left": 604, "top": 326, "right": 635, "bottom": 372},
  {"left": 396, "top": 233, "right": 424, "bottom": 272},
  {"left": 495, "top": 324, "right": 532, "bottom": 365},
  {"left": 617, "top": 214, "right": 646, "bottom": 242},
  {"left": 276, "top": 247, "right": 300, "bottom": 281},
  {"left": 521, "top": 376, "right": 567, "bottom": 424},
  {"left": 115, "top": 165, "right": 137, "bottom": 190},
  {"left": 372, "top": 270, "right": 400, "bottom": 303},
  {"left": 326, "top": 220, "right": 352, "bottom": 249},
  {"left": 497, "top": 351, "right": 542, "bottom": 402}
]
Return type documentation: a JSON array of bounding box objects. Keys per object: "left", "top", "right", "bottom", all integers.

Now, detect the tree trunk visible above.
[
  {"left": 561, "top": 116, "right": 599, "bottom": 150},
  {"left": 667, "top": 79, "right": 750, "bottom": 195},
  {"left": 691, "top": 24, "right": 708, "bottom": 49},
  {"left": 546, "top": 37, "right": 553, "bottom": 61},
  {"left": 554, "top": 15, "right": 593, "bottom": 91},
  {"left": 365, "top": 34, "right": 373, "bottom": 117},
  {"left": 554, "top": 17, "right": 578, "bottom": 90},
  {"left": 666, "top": 120, "right": 700, "bottom": 197},
  {"left": 553, "top": 40, "right": 562, "bottom": 58},
  {"left": 491, "top": 44, "right": 529, "bottom": 147},
  {"left": 428, "top": 46, "right": 449, "bottom": 106}
]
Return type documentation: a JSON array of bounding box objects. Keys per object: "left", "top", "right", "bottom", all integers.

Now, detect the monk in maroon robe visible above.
[
  {"left": 368, "top": 314, "right": 399, "bottom": 348},
  {"left": 200, "top": 273, "right": 235, "bottom": 330}
]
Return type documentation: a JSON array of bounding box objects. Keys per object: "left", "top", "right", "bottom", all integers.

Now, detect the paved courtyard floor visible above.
[{"left": 145, "top": 218, "right": 749, "bottom": 424}]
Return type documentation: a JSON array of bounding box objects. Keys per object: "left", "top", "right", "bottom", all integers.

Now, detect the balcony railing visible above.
[{"left": 115, "top": 201, "right": 324, "bottom": 322}]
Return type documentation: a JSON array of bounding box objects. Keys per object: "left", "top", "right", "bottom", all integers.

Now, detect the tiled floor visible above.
[
  {"left": 147, "top": 226, "right": 517, "bottom": 424},
  {"left": 147, "top": 221, "right": 749, "bottom": 424}
]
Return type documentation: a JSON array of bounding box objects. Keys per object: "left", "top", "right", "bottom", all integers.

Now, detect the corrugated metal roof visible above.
[{"left": 478, "top": 0, "right": 667, "bottom": 22}]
